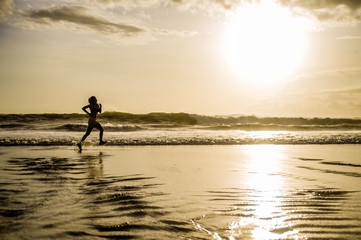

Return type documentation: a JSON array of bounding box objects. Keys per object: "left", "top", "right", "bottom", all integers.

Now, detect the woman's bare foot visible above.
[{"left": 77, "top": 142, "right": 82, "bottom": 151}]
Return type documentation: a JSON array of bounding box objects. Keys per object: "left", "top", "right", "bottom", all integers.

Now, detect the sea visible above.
[{"left": 0, "top": 112, "right": 361, "bottom": 146}]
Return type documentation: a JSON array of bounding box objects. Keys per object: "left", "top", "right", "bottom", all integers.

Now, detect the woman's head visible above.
[{"left": 88, "top": 96, "right": 97, "bottom": 104}]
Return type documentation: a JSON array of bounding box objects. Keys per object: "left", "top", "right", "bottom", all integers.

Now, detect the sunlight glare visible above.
[
  {"left": 222, "top": 1, "right": 307, "bottom": 86},
  {"left": 243, "top": 145, "right": 283, "bottom": 191},
  {"left": 228, "top": 145, "right": 298, "bottom": 239}
]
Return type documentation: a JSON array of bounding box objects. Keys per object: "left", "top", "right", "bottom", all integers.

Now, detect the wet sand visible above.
[{"left": 0, "top": 145, "right": 360, "bottom": 239}]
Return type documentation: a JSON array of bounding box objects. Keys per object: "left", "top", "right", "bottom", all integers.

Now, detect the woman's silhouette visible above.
[{"left": 77, "top": 96, "right": 106, "bottom": 150}]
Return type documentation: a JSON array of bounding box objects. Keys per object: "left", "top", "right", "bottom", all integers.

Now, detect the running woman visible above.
[{"left": 77, "top": 96, "right": 106, "bottom": 150}]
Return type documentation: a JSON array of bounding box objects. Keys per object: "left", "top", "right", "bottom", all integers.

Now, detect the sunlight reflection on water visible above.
[
  {"left": 228, "top": 145, "right": 299, "bottom": 239},
  {"left": 245, "top": 131, "right": 287, "bottom": 139}
]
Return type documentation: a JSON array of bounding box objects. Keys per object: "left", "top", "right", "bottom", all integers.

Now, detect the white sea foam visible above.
[{"left": 1, "top": 129, "right": 360, "bottom": 145}]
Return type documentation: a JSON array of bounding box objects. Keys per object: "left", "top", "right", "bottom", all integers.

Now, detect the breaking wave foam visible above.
[{"left": 1, "top": 133, "right": 360, "bottom": 146}]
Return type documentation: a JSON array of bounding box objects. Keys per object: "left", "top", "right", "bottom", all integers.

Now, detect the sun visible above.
[{"left": 222, "top": 1, "right": 307, "bottom": 86}]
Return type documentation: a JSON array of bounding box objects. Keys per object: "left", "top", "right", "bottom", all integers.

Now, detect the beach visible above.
[
  {"left": 2, "top": 0, "right": 361, "bottom": 239},
  {"left": 1, "top": 145, "right": 360, "bottom": 239}
]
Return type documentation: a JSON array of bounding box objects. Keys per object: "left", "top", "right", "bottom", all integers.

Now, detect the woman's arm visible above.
[
  {"left": 99, "top": 104, "right": 102, "bottom": 113},
  {"left": 82, "top": 105, "right": 91, "bottom": 117}
]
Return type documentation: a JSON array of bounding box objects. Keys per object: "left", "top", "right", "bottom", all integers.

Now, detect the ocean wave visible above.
[
  {"left": 1, "top": 112, "right": 361, "bottom": 131},
  {"left": 54, "top": 124, "right": 144, "bottom": 132},
  {"left": 0, "top": 113, "right": 84, "bottom": 122},
  {"left": 1, "top": 134, "right": 360, "bottom": 146},
  {"left": 54, "top": 124, "right": 87, "bottom": 131},
  {"left": 0, "top": 124, "right": 30, "bottom": 129},
  {"left": 100, "top": 112, "right": 197, "bottom": 125},
  {"left": 0, "top": 112, "right": 196, "bottom": 125},
  {"left": 192, "top": 114, "right": 361, "bottom": 126},
  {"left": 199, "top": 123, "right": 361, "bottom": 131}
]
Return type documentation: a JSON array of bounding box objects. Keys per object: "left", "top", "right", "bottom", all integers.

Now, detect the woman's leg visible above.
[
  {"left": 78, "top": 126, "right": 93, "bottom": 151},
  {"left": 94, "top": 123, "right": 105, "bottom": 144},
  {"left": 81, "top": 126, "right": 93, "bottom": 142}
]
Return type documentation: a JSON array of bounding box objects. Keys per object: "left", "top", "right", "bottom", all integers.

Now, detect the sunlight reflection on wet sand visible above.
[{"left": 230, "top": 145, "right": 298, "bottom": 239}]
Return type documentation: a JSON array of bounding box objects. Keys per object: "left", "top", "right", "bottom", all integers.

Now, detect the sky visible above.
[{"left": 0, "top": 0, "right": 360, "bottom": 117}]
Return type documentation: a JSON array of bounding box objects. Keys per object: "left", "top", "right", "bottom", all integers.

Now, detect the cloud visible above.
[
  {"left": 21, "top": 4, "right": 196, "bottom": 44},
  {"left": 308, "top": 86, "right": 361, "bottom": 116},
  {"left": 86, "top": 0, "right": 361, "bottom": 28},
  {"left": 279, "top": 0, "right": 361, "bottom": 11},
  {"left": 252, "top": 85, "right": 361, "bottom": 117},
  {"left": 88, "top": 0, "right": 361, "bottom": 16},
  {"left": 88, "top": 0, "right": 244, "bottom": 13},
  {"left": 0, "top": 0, "right": 14, "bottom": 21},
  {"left": 192, "top": 0, "right": 240, "bottom": 10},
  {"left": 24, "top": 5, "right": 146, "bottom": 36},
  {"left": 288, "top": 68, "right": 361, "bottom": 93},
  {"left": 276, "top": 68, "right": 361, "bottom": 116},
  {"left": 88, "top": 0, "right": 162, "bottom": 9},
  {"left": 308, "top": 86, "right": 361, "bottom": 96},
  {"left": 153, "top": 28, "right": 197, "bottom": 37},
  {"left": 337, "top": 35, "right": 361, "bottom": 40},
  {"left": 279, "top": 0, "right": 361, "bottom": 25}
]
